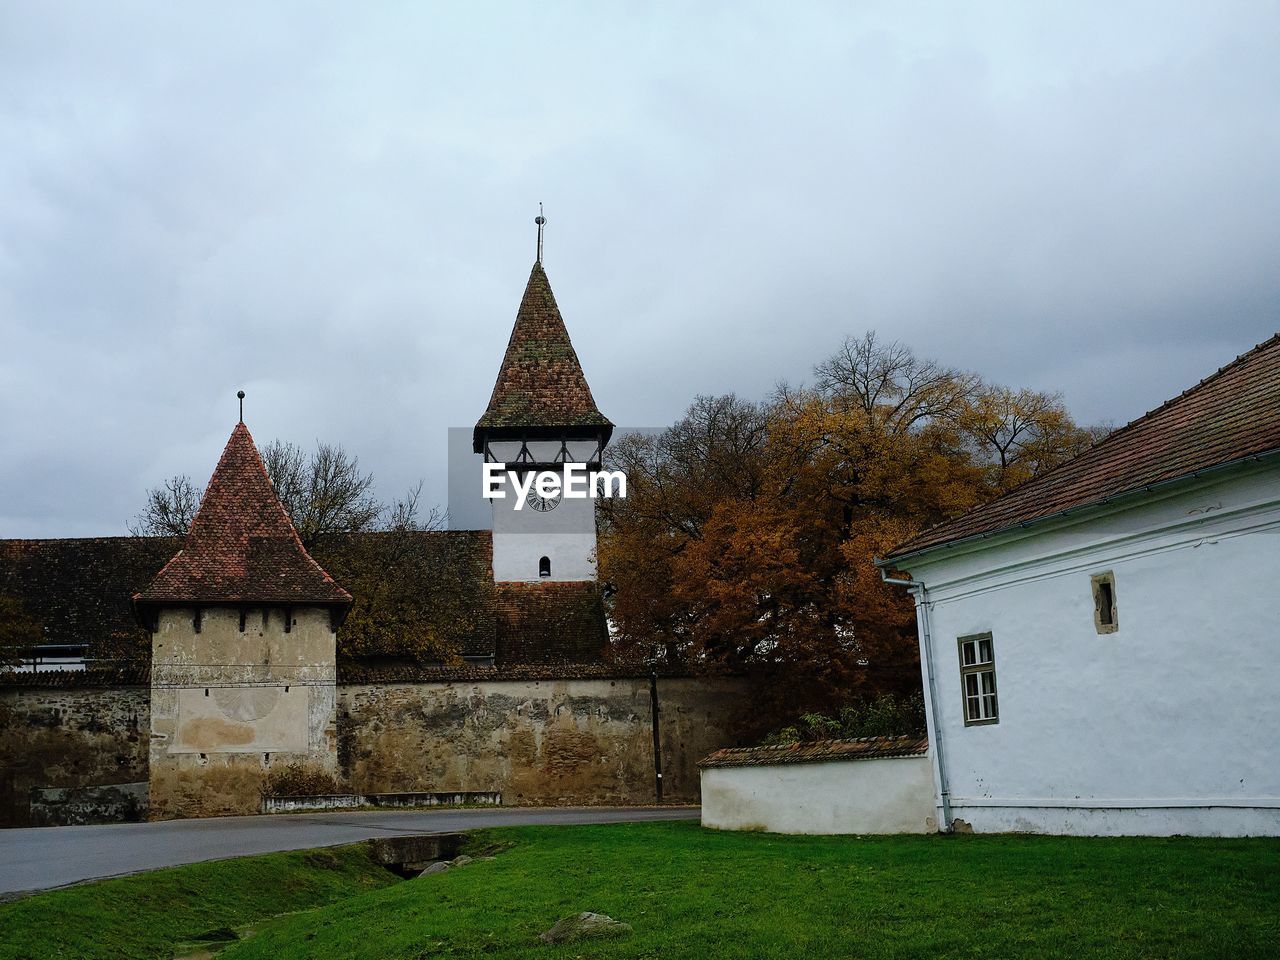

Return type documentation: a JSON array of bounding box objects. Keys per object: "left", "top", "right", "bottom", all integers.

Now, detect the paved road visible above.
[{"left": 0, "top": 806, "right": 698, "bottom": 896}]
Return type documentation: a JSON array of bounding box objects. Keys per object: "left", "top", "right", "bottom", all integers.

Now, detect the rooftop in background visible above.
[
  {"left": 700, "top": 735, "right": 929, "bottom": 768},
  {"left": 473, "top": 262, "right": 612, "bottom": 449},
  {"left": 0, "top": 536, "right": 176, "bottom": 665},
  {"left": 133, "top": 422, "right": 352, "bottom": 611},
  {"left": 883, "top": 332, "right": 1280, "bottom": 563},
  {"left": 1, "top": 530, "right": 613, "bottom": 669}
]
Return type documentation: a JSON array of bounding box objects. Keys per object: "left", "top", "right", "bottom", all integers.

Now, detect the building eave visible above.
[{"left": 876, "top": 446, "right": 1280, "bottom": 571}]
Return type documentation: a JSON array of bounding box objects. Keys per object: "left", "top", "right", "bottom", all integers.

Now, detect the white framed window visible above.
[{"left": 958, "top": 633, "right": 998, "bottom": 725}]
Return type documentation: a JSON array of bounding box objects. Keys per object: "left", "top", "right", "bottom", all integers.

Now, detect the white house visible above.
[{"left": 878, "top": 333, "right": 1280, "bottom": 837}]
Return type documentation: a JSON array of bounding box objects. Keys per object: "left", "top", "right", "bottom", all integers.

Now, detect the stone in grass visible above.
[
  {"left": 193, "top": 928, "right": 239, "bottom": 942},
  {"left": 451, "top": 854, "right": 473, "bottom": 867},
  {"left": 418, "top": 861, "right": 450, "bottom": 876},
  {"left": 539, "top": 912, "right": 633, "bottom": 945}
]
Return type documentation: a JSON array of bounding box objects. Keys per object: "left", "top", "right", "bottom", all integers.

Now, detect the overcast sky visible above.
[{"left": 3, "top": 2, "right": 1278, "bottom": 537}]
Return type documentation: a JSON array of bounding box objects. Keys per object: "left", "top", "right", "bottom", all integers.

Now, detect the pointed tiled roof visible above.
[
  {"left": 474, "top": 262, "right": 612, "bottom": 445},
  {"left": 134, "top": 423, "right": 352, "bottom": 609},
  {"left": 883, "top": 332, "right": 1280, "bottom": 562}
]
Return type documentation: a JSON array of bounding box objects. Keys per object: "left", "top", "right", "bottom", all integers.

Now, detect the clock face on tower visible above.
[{"left": 526, "top": 488, "right": 562, "bottom": 512}]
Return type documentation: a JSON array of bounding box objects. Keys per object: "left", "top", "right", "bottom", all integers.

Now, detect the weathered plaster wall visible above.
[
  {"left": 0, "top": 686, "right": 148, "bottom": 826},
  {"left": 2, "top": 672, "right": 748, "bottom": 823},
  {"left": 339, "top": 677, "right": 747, "bottom": 804},
  {"left": 901, "top": 464, "right": 1280, "bottom": 837},
  {"left": 701, "top": 755, "right": 938, "bottom": 834},
  {"left": 149, "top": 606, "right": 338, "bottom": 820}
]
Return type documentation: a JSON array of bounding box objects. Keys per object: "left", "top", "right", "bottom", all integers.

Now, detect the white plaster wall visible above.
[
  {"left": 492, "top": 488, "right": 597, "bottom": 582},
  {"left": 899, "top": 463, "right": 1280, "bottom": 836},
  {"left": 701, "top": 756, "right": 938, "bottom": 834}
]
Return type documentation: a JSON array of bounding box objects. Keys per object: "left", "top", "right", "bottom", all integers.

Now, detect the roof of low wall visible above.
[
  {"left": 0, "top": 661, "right": 714, "bottom": 689},
  {"left": 1, "top": 533, "right": 624, "bottom": 667},
  {"left": 700, "top": 734, "right": 928, "bottom": 768},
  {"left": 0, "top": 666, "right": 151, "bottom": 689},
  {"left": 337, "top": 660, "right": 701, "bottom": 684}
]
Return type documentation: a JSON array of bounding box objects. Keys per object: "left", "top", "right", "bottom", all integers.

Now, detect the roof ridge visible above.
[
  {"left": 1083, "top": 331, "right": 1280, "bottom": 455},
  {"left": 0, "top": 535, "right": 166, "bottom": 546},
  {"left": 722, "top": 733, "right": 925, "bottom": 751},
  {"left": 700, "top": 734, "right": 930, "bottom": 768},
  {"left": 883, "top": 330, "right": 1280, "bottom": 561}
]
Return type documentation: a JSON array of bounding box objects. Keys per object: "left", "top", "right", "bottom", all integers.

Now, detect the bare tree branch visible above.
[
  {"left": 131, "top": 440, "right": 426, "bottom": 551},
  {"left": 129, "top": 475, "right": 202, "bottom": 537}
]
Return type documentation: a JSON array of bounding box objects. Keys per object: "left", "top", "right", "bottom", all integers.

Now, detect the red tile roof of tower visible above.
[
  {"left": 133, "top": 422, "right": 352, "bottom": 610},
  {"left": 473, "top": 262, "right": 612, "bottom": 449}
]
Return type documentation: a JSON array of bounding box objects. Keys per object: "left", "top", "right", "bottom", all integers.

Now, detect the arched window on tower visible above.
[{"left": 539, "top": 556, "right": 551, "bottom": 578}]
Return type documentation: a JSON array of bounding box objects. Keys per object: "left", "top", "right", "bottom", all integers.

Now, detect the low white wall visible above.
[{"left": 700, "top": 755, "right": 938, "bottom": 835}]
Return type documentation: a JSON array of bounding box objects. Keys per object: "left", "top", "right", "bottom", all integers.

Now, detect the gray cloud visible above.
[{"left": 2, "top": 2, "right": 1278, "bottom": 536}]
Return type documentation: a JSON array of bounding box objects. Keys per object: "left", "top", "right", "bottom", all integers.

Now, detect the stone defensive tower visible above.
[{"left": 134, "top": 419, "right": 351, "bottom": 819}]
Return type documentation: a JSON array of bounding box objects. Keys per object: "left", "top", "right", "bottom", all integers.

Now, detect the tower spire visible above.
[
  {"left": 473, "top": 254, "right": 612, "bottom": 453},
  {"left": 535, "top": 203, "right": 546, "bottom": 264},
  {"left": 237, "top": 390, "right": 245, "bottom": 424}
]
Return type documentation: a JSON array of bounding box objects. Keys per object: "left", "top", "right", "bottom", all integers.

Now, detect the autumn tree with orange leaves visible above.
[{"left": 598, "top": 332, "right": 1099, "bottom": 728}]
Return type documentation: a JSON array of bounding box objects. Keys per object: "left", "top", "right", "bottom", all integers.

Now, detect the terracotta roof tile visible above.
[
  {"left": 494, "top": 581, "right": 609, "bottom": 665},
  {"left": 0, "top": 537, "right": 175, "bottom": 661},
  {"left": 336, "top": 661, "right": 696, "bottom": 684},
  {"left": 885, "top": 333, "right": 1280, "bottom": 561},
  {"left": 0, "top": 661, "right": 707, "bottom": 689},
  {"left": 3, "top": 532, "right": 623, "bottom": 669},
  {"left": 321, "top": 529, "right": 496, "bottom": 660},
  {"left": 134, "top": 423, "right": 352, "bottom": 609},
  {"left": 700, "top": 735, "right": 929, "bottom": 768},
  {"left": 0, "top": 665, "right": 150, "bottom": 688},
  {"left": 474, "top": 262, "right": 611, "bottom": 444}
]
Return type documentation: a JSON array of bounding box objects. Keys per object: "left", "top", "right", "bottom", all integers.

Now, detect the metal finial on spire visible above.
[
  {"left": 237, "top": 390, "right": 246, "bottom": 424},
  {"left": 535, "top": 203, "right": 546, "bottom": 264}
]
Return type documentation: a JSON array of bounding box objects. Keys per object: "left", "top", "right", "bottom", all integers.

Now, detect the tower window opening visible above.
[
  {"left": 1091, "top": 571, "right": 1118, "bottom": 634},
  {"left": 539, "top": 556, "right": 551, "bottom": 578}
]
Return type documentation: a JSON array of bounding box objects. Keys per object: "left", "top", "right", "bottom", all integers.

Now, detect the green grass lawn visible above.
[
  {"left": 0, "top": 844, "right": 397, "bottom": 960},
  {"left": 4, "top": 822, "right": 1279, "bottom": 960}
]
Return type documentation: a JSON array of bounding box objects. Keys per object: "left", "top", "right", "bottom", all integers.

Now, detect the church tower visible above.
[
  {"left": 135, "top": 417, "right": 352, "bottom": 819},
  {"left": 474, "top": 234, "right": 613, "bottom": 584}
]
